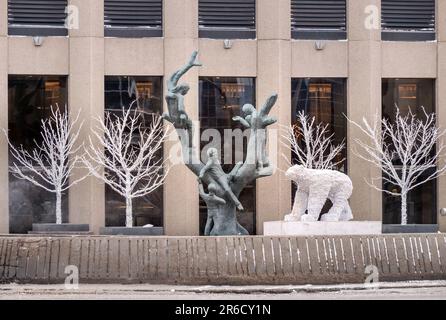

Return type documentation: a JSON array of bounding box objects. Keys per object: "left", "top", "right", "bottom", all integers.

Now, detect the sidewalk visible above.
[{"left": 1, "top": 280, "right": 446, "bottom": 300}]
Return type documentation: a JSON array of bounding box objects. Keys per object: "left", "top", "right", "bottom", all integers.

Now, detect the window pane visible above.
[
  {"left": 104, "top": 76, "right": 164, "bottom": 227},
  {"left": 382, "top": 78, "right": 436, "bottom": 225},
  {"left": 8, "top": 75, "right": 68, "bottom": 233},
  {"left": 199, "top": 77, "right": 256, "bottom": 235}
]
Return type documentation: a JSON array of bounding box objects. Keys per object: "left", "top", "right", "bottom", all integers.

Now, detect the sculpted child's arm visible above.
[
  {"left": 168, "top": 51, "right": 201, "bottom": 90},
  {"left": 232, "top": 116, "right": 251, "bottom": 128},
  {"left": 199, "top": 160, "right": 212, "bottom": 179}
]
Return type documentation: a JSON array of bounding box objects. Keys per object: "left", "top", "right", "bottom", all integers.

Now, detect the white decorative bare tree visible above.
[
  {"left": 84, "top": 107, "right": 168, "bottom": 228},
  {"left": 348, "top": 106, "right": 446, "bottom": 225},
  {"left": 282, "top": 111, "right": 345, "bottom": 170},
  {"left": 4, "top": 106, "right": 85, "bottom": 224}
]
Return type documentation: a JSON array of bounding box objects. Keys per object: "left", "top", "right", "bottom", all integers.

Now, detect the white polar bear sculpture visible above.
[{"left": 285, "top": 165, "right": 353, "bottom": 222}]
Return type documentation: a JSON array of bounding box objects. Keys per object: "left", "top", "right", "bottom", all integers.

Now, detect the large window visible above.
[
  {"left": 199, "top": 77, "right": 256, "bottom": 234},
  {"left": 104, "top": 76, "right": 164, "bottom": 227},
  {"left": 199, "top": 0, "right": 256, "bottom": 39},
  {"left": 104, "top": 0, "right": 163, "bottom": 37},
  {"left": 381, "top": 0, "right": 435, "bottom": 41},
  {"left": 291, "top": 0, "right": 347, "bottom": 40},
  {"left": 8, "top": 0, "right": 68, "bottom": 36},
  {"left": 8, "top": 76, "right": 68, "bottom": 233},
  {"left": 382, "top": 79, "right": 436, "bottom": 225},
  {"left": 291, "top": 78, "right": 347, "bottom": 217}
]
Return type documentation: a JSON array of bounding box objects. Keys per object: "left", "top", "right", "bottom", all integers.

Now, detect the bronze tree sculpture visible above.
[{"left": 163, "top": 51, "right": 278, "bottom": 235}]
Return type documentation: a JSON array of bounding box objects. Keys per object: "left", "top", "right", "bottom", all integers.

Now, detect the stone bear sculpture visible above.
[{"left": 285, "top": 165, "right": 353, "bottom": 222}]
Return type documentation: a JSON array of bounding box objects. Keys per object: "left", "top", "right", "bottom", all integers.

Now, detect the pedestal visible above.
[{"left": 264, "top": 221, "right": 382, "bottom": 236}]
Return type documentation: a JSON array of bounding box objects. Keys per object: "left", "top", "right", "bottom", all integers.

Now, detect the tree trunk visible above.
[
  {"left": 55, "top": 190, "right": 62, "bottom": 224},
  {"left": 211, "top": 203, "right": 248, "bottom": 236},
  {"left": 125, "top": 197, "right": 133, "bottom": 228},
  {"left": 401, "top": 191, "right": 408, "bottom": 225}
]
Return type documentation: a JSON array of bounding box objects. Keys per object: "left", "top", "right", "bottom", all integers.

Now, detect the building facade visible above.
[{"left": 0, "top": 0, "right": 446, "bottom": 235}]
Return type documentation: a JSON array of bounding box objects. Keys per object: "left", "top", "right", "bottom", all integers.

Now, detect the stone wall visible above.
[{"left": 1, "top": 234, "right": 445, "bottom": 285}]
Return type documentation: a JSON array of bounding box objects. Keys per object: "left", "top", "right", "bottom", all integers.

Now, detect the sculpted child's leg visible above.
[
  {"left": 204, "top": 216, "right": 214, "bottom": 236},
  {"left": 217, "top": 176, "right": 244, "bottom": 211}
]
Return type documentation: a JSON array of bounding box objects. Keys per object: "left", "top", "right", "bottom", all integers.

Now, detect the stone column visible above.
[
  {"left": 163, "top": 0, "right": 200, "bottom": 235},
  {"left": 347, "top": 0, "right": 382, "bottom": 222},
  {"left": 0, "top": 0, "right": 8, "bottom": 233},
  {"left": 256, "top": 0, "right": 291, "bottom": 234},
  {"left": 437, "top": 0, "right": 446, "bottom": 232},
  {"left": 68, "top": 0, "right": 105, "bottom": 233}
]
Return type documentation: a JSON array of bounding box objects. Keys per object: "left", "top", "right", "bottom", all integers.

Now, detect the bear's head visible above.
[{"left": 285, "top": 165, "right": 305, "bottom": 181}]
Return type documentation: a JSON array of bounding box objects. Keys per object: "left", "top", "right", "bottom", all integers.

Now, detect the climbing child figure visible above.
[
  {"left": 198, "top": 180, "right": 226, "bottom": 236},
  {"left": 199, "top": 148, "right": 244, "bottom": 211}
]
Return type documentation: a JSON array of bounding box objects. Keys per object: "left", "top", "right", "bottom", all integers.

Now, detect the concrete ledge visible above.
[
  {"left": 99, "top": 227, "right": 164, "bottom": 236},
  {"left": 1, "top": 234, "right": 445, "bottom": 285},
  {"left": 263, "top": 221, "right": 382, "bottom": 236}
]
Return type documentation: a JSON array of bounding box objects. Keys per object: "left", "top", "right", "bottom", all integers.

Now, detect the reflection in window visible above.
[
  {"left": 104, "top": 76, "right": 164, "bottom": 227},
  {"left": 8, "top": 76, "right": 68, "bottom": 233},
  {"left": 382, "top": 79, "right": 436, "bottom": 225},
  {"left": 199, "top": 77, "right": 256, "bottom": 235}
]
